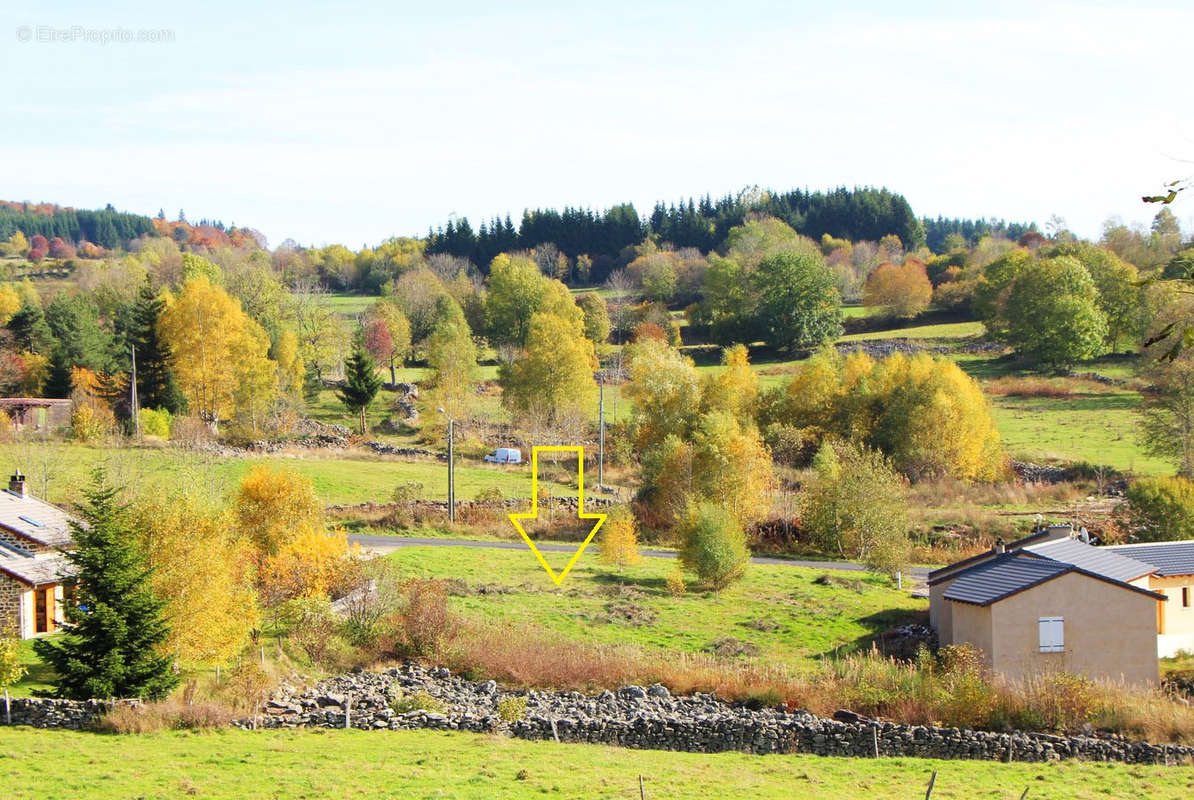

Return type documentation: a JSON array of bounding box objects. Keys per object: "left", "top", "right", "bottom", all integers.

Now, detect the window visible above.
[
  {"left": 18, "top": 514, "right": 43, "bottom": 528},
  {"left": 1184, "top": 588, "right": 1190, "bottom": 608},
  {"left": 1039, "top": 617, "right": 1064, "bottom": 653}
]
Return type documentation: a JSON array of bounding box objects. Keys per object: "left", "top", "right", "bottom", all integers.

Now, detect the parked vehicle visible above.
[{"left": 484, "top": 447, "right": 522, "bottom": 464}]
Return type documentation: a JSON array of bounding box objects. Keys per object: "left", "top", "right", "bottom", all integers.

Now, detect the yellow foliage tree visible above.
[
  {"left": 700, "top": 344, "right": 759, "bottom": 427},
  {"left": 0, "top": 284, "right": 21, "bottom": 326},
  {"left": 235, "top": 465, "right": 323, "bottom": 557},
  {"left": 598, "top": 506, "right": 641, "bottom": 567},
  {"left": 260, "top": 526, "right": 358, "bottom": 603},
  {"left": 690, "top": 411, "right": 773, "bottom": 527},
  {"left": 624, "top": 338, "right": 702, "bottom": 451},
  {"left": 158, "top": 276, "right": 277, "bottom": 430},
  {"left": 129, "top": 491, "right": 259, "bottom": 668},
  {"left": 498, "top": 312, "right": 597, "bottom": 427},
  {"left": 273, "top": 328, "right": 305, "bottom": 399}
]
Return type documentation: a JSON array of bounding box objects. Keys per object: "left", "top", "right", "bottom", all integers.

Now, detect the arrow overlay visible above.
[{"left": 508, "top": 445, "right": 606, "bottom": 585}]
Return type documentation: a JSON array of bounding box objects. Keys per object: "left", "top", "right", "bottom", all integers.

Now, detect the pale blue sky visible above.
[{"left": 2, "top": 1, "right": 1191, "bottom": 248}]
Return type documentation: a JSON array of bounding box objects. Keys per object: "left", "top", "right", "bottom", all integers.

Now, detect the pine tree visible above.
[
  {"left": 302, "top": 362, "right": 323, "bottom": 405},
  {"left": 337, "top": 347, "right": 382, "bottom": 434},
  {"left": 34, "top": 474, "right": 179, "bottom": 701},
  {"left": 129, "top": 282, "right": 184, "bottom": 413},
  {"left": 45, "top": 346, "right": 73, "bottom": 398}
]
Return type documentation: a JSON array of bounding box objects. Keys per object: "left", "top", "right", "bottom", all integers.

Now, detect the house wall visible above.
[
  {"left": 929, "top": 580, "right": 956, "bottom": 645},
  {"left": 987, "top": 572, "right": 1158, "bottom": 686},
  {"left": 949, "top": 600, "right": 993, "bottom": 659},
  {"left": 0, "top": 528, "right": 49, "bottom": 554},
  {"left": 1148, "top": 575, "right": 1194, "bottom": 635}
]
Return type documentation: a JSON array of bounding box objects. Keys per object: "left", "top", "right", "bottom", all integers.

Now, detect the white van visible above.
[{"left": 484, "top": 447, "right": 522, "bottom": 464}]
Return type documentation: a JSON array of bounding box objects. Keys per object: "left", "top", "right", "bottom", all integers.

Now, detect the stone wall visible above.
[
  {"left": 0, "top": 528, "right": 45, "bottom": 554},
  {"left": 0, "top": 574, "right": 22, "bottom": 636},
  {"left": 250, "top": 665, "right": 1194, "bottom": 766},
  {"left": 3, "top": 698, "right": 111, "bottom": 729}
]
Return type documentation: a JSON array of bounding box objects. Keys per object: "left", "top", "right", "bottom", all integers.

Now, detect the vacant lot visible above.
[
  {"left": 390, "top": 544, "right": 925, "bottom": 664},
  {"left": 0, "top": 728, "right": 1190, "bottom": 799}
]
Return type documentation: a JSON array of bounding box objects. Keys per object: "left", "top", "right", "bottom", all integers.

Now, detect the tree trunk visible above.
[
  {"left": 360, "top": 407, "right": 367, "bottom": 435},
  {"left": 4, "top": 687, "right": 9, "bottom": 725},
  {"left": 389, "top": 357, "right": 396, "bottom": 387}
]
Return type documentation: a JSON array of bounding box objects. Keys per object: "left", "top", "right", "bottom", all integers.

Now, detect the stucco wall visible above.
[
  {"left": 1148, "top": 575, "right": 1194, "bottom": 636},
  {"left": 988, "top": 572, "right": 1159, "bottom": 686},
  {"left": 949, "top": 599, "right": 993, "bottom": 658},
  {"left": 929, "top": 580, "right": 955, "bottom": 644}
]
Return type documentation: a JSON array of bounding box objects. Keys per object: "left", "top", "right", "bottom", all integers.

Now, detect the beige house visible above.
[
  {"left": 929, "top": 526, "right": 1166, "bottom": 686},
  {"left": 1105, "top": 541, "right": 1194, "bottom": 658},
  {"left": 0, "top": 472, "right": 76, "bottom": 639}
]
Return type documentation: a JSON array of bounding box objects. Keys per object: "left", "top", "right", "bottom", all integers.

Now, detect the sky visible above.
[{"left": 1, "top": 0, "right": 1192, "bottom": 249}]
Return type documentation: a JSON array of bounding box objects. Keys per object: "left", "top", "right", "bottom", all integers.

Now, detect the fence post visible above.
[
  {"left": 924, "top": 770, "right": 937, "bottom": 800},
  {"left": 345, "top": 696, "right": 351, "bottom": 730}
]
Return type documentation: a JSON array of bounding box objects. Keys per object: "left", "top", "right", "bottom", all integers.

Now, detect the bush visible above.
[
  {"left": 678, "top": 502, "right": 750, "bottom": 590},
  {"left": 388, "top": 689, "right": 447, "bottom": 714},
  {"left": 598, "top": 507, "right": 640, "bottom": 567},
  {"left": 391, "top": 481, "right": 424, "bottom": 504},
  {"left": 137, "top": 407, "right": 172, "bottom": 438},
  {"left": 70, "top": 402, "right": 113, "bottom": 442},
  {"left": 665, "top": 569, "right": 686, "bottom": 596},
  {"left": 97, "top": 700, "right": 235, "bottom": 733},
  {"left": 401, "top": 578, "right": 455, "bottom": 656},
  {"left": 1119, "top": 476, "right": 1194, "bottom": 542},
  {"left": 497, "top": 695, "right": 528, "bottom": 722}
]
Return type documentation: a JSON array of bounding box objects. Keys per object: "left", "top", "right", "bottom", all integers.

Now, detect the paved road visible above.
[{"left": 348, "top": 533, "right": 930, "bottom": 582}]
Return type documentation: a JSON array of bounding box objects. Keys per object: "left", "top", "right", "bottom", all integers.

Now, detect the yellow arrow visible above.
[{"left": 508, "top": 445, "right": 606, "bottom": 585}]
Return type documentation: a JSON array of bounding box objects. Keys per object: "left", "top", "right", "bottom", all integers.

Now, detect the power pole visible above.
[
  {"left": 130, "top": 344, "right": 141, "bottom": 438},
  {"left": 598, "top": 374, "right": 605, "bottom": 489},
  {"left": 447, "top": 417, "right": 455, "bottom": 523}
]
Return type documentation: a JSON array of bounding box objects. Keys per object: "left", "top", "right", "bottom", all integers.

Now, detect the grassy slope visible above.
[
  {"left": 390, "top": 545, "right": 925, "bottom": 664},
  {"left": 0, "top": 728, "right": 1190, "bottom": 800}
]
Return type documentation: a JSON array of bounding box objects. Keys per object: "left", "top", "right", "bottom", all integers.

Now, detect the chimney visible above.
[
  {"left": 9, "top": 471, "right": 25, "bottom": 497},
  {"left": 995, "top": 537, "right": 1006, "bottom": 554}
]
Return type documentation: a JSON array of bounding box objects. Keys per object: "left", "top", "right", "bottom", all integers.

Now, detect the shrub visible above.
[
  {"left": 388, "top": 689, "right": 447, "bottom": 714},
  {"left": 96, "top": 700, "right": 235, "bottom": 733},
  {"left": 598, "top": 506, "right": 641, "bottom": 567},
  {"left": 1119, "top": 476, "right": 1194, "bottom": 542},
  {"left": 401, "top": 578, "right": 455, "bottom": 656},
  {"left": 665, "top": 569, "right": 686, "bottom": 596},
  {"left": 391, "top": 481, "right": 424, "bottom": 504},
  {"left": 70, "top": 402, "right": 113, "bottom": 442},
  {"left": 497, "top": 695, "right": 528, "bottom": 722},
  {"left": 474, "top": 486, "right": 504, "bottom": 504},
  {"left": 678, "top": 502, "right": 750, "bottom": 590},
  {"left": 137, "top": 407, "right": 172, "bottom": 438}
]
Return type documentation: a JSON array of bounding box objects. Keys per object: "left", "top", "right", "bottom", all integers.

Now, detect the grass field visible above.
[
  {"left": 0, "top": 728, "right": 1190, "bottom": 799},
  {"left": 389, "top": 545, "right": 925, "bottom": 664},
  {"left": 0, "top": 442, "right": 573, "bottom": 508},
  {"left": 838, "top": 320, "right": 986, "bottom": 342}
]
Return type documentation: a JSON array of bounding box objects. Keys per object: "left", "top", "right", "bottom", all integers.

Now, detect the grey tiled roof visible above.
[
  {"left": 1105, "top": 541, "right": 1194, "bottom": 577},
  {"left": 942, "top": 552, "right": 1165, "bottom": 607},
  {"left": 942, "top": 554, "right": 1071, "bottom": 605},
  {"left": 0, "top": 553, "right": 73, "bottom": 586},
  {"left": 1025, "top": 538, "right": 1155, "bottom": 583},
  {"left": 0, "top": 489, "right": 76, "bottom": 548}
]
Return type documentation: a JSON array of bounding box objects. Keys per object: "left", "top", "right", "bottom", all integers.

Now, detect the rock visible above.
[
  {"left": 619, "top": 685, "right": 648, "bottom": 702},
  {"left": 647, "top": 684, "right": 670, "bottom": 699}
]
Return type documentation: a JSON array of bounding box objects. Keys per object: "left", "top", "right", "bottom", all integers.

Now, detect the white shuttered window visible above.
[{"left": 1038, "top": 617, "right": 1064, "bottom": 652}]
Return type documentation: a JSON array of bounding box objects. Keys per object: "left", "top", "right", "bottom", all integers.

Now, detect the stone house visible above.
[
  {"left": 928, "top": 526, "right": 1167, "bottom": 686},
  {"left": 0, "top": 472, "right": 77, "bottom": 639}
]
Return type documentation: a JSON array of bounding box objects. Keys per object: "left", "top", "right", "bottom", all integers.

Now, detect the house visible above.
[
  {"left": 1104, "top": 541, "right": 1194, "bottom": 658},
  {"left": 0, "top": 398, "right": 72, "bottom": 432},
  {"left": 928, "top": 525, "right": 1166, "bottom": 686},
  {"left": 0, "top": 472, "right": 77, "bottom": 639}
]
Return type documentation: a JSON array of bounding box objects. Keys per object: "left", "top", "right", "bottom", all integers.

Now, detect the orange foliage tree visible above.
[{"left": 863, "top": 259, "right": 933, "bottom": 319}]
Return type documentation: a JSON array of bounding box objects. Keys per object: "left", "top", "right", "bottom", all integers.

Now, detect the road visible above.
[{"left": 347, "top": 533, "right": 930, "bottom": 583}]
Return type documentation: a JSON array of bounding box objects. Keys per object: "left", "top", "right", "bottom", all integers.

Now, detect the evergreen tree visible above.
[
  {"left": 128, "top": 282, "right": 184, "bottom": 413},
  {"left": 34, "top": 474, "right": 178, "bottom": 701},
  {"left": 6, "top": 303, "right": 54, "bottom": 353},
  {"left": 44, "top": 346, "right": 73, "bottom": 398},
  {"left": 337, "top": 347, "right": 382, "bottom": 433},
  {"left": 45, "top": 294, "right": 114, "bottom": 372}
]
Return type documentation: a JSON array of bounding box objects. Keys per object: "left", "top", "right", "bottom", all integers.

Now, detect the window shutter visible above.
[{"left": 1038, "top": 617, "right": 1064, "bottom": 652}]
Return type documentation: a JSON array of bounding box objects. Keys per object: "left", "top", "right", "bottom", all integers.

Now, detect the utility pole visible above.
[
  {"left": 130, "top": 344, "right": 141, "bottom": 438},
  {"left": 598, "top": 374, "right": 605, "bottom": 489},
  {"left": 438, "top": 408, "right": 455, "bottom": 523}
]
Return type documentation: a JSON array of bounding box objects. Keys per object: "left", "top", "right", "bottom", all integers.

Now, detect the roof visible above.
[
  {"left": 1105, "top": 541, "right": 1194, "bottom": 577},
  {"left": 927, "top": 529, "right": 1054, "bottom": 585},
  {"left": 943, "top": 552, "right": 1166, "bottom": 607},
  {"left": 1024, "top": 538, "right": 1155, "bottom": 583},
  {"left": 0, "top": 553, "right": 74, "bottom": 586},
  {"left": 0, "top": 398, "right": 71, "bottom": 407},
  {"left": 0, "top": 490, "right": 77, "bottom": 548}
]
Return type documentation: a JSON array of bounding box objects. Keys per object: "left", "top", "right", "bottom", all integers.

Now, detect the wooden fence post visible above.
[{"left": 924, "top": 770, "right": 937, "bottom": 800}]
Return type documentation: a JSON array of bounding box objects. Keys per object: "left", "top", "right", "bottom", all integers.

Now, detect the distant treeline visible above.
[
  {"left": 0, "top": 202, "right": 156, "bottom": 250},
  {"left": 426, "top": 187, "right": 932, "bottom": 273},
  {"left": 921, "top": 216, "right": 1038, "bottom": 253}
]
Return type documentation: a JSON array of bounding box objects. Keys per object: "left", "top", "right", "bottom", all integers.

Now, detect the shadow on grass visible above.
[
  {"left": 814, "top": 608, "right": 931, "bottom": 661},
  {"left": 587, "top": 569, "right": 670, "bottom": 595}
]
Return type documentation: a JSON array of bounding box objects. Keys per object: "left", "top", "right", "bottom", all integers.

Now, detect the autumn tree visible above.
[
  {"left": 1138, "top": 356, "right": 1194, "bottom": 477},
  {"left": 801, "top": 441, "right": 911, "bottom": 574},
  {"left": 863, "top": 259, "right": 933, "bottom": 319},
  {"left": 499, "top": 312, "right": 597, "bottom": 429},
  {"left": 337, "top": 345, "right": 383, "bottom": 434},
  {"left": 424, "top": 298, "right": 479, "bottom": 422},
  {"left": 700, "top": 344, "right": 759, "bottom": 428},
  {"left": 129, "top": 487, "right": 259, "bottom": 669},
  {"left": 598, "top": 506, "right": 641, "bottom": 567},
  {"left": 485, "top": 253, "right": 582, "bottom": 348},
  {"left": 235, "top": 465, "right": 324, "bottom": 557},
  {"left": 1003, "top": 257, "right": 1107, "bottom": 367},
  {"left": 678, "top": 502, "right": 750, "bottom": 591},
  {"left": 158, "top": 276, "right": 277, "bottom": 431},
  {"left": 0, "top": 630, "right": 24, "bottom": 723},
  {"left": 364, "top": 299, "right": 412, "bottom": 384},
  {"left": 575, "top": 291, "right": 611, "bottom": 346},
  {"left": 624, "top": 338, "right": 701, "bottom": 451}
]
